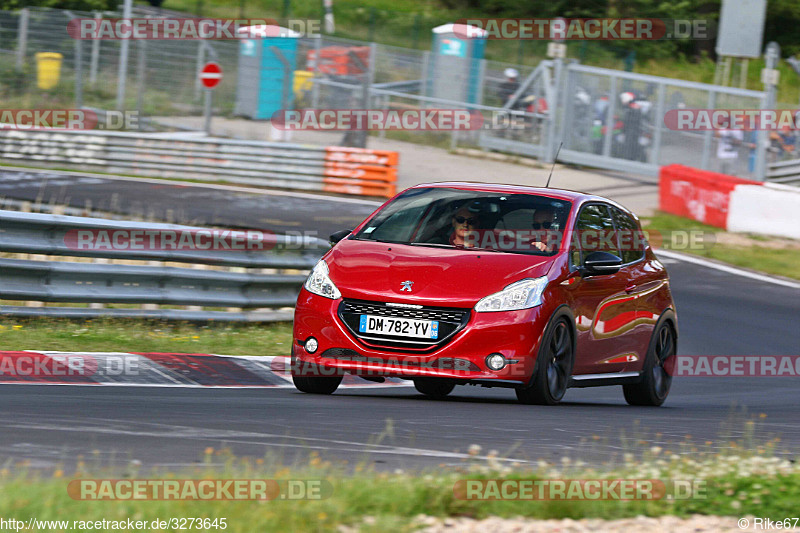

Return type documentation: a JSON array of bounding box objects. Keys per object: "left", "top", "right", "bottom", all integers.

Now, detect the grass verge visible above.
[
  {"left": 1, "top": 440, "right": 797, "bottom": 532},
  {"left": 0, "top": 318, "right": 292, "bottom": 356},
  {"left": 642, "top": 212, "right": 800, "bottom": 281}
]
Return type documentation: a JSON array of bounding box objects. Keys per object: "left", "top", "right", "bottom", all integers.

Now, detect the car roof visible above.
[{"left": 409, "top": 182, "right": 637, "bottom": 218}]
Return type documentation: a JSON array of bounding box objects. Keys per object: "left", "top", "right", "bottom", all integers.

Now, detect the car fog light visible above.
[
  {"left": 305, "top": 337, "right": 319, "bottom": 354},
  {"left": 486, "top": 353, "right": 506, "bottom": 371}
]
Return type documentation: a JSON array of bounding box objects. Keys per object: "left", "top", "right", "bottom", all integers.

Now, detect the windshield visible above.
[{"left": 353, "top": 187, "right": 572, "bottom": 255}]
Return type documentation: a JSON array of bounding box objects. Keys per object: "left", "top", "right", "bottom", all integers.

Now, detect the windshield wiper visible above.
[
  {"left": 353, "top": 237, "right": 405, "bottom": 244},
  {"left": 408, "top": 242, "right": 456, "bottom": 248}
]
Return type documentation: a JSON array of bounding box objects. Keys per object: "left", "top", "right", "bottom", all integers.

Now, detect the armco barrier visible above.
[
  {"left": 660, "top": 164, "right": 800, "bottom": 240},
  {"left": 659, "top": 165, "right": 761, "bottom": 229},
  {"left": 767, "top": 158, "right": 800, "bottom": 186},
  {"left": 0, "top": 210, "right": 329, "bottom": 321},
  {"left": 0, "top": 129, "right": 398, "bottom": 198}
]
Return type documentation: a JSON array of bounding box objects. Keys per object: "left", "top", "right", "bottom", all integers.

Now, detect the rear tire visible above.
[
  {"left": 292, "top": 375, "right": 342, "bottom": 395},
  {"left": 516, "top": 317, "right": 574, "bottom": 405},
  {"left": 623, "top": 322, "right": 675, "bottom": 406},
  {"left": 414, "top": 378, "right": 455, "bottom": 399}
]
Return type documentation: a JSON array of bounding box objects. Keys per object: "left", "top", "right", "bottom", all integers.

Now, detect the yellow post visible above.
[{"left": 35, "top": 52, "right": 63, "bottom": 90}]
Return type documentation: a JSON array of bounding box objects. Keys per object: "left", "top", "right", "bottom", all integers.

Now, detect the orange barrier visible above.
[
  {"left": 659, "top": 164, "right": 761, "bottom": 229},
  {"left": 307, "top": 46, "right": 370, "bottom": 76},
  {"left": 323, "top": 147, "right": 398, "bottom": 198}
]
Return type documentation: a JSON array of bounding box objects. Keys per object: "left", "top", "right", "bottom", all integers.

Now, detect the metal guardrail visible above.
[
  {"left": 0, "top": 130, "right": 399, "bottom": 198},
  {"left": 767, "top": 158, "right": 800, "bottom": 185},
  {"left": 0, "top": 210, "right": 329, "bottom": 322}
]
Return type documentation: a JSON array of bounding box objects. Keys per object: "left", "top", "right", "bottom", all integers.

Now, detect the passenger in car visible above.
[{"left": 530, "top": 206, "right": 559, "bottom": 252}]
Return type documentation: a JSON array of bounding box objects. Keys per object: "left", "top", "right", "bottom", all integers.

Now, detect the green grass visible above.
[
  {"left": 1, "top": 442, "right": 799, "bottom": 531},
  {"left": 0, "top": 58, "right": 183, "bottom": 118},
  {"left": 0, "top": 318, "right": 292, "bottom": 355},
  {"left": 642, "top": 212, "right": 800, "bottom": 281}
]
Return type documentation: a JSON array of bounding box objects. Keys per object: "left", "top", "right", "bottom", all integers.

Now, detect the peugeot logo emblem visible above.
[{"left": 400, "top": 281, "right": 414, "bottom": 292}]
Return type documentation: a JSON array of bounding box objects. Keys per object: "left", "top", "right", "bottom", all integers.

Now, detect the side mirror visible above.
[
  {"left": 582, "top": 251, "right": 623, "bottom": 276},
  {"left": 329, "top": 229, "right": 352, "bottom": 245}
]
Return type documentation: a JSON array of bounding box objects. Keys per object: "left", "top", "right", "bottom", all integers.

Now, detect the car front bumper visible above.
[{"left": 292, "top": 288, "right": 550, "bottom": 385}]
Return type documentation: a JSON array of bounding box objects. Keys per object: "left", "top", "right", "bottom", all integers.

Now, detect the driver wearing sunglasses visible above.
[
  {"left": 450, "top": 206, "right": 480, "bottom": 247},
  {"left": 530, "top": 207, "right": 558, "bottom": 252}
]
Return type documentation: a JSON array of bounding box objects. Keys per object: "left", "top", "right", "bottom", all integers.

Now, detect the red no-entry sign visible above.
[{"left": 200, "top": 62, "right": 222, "bottom": 89}]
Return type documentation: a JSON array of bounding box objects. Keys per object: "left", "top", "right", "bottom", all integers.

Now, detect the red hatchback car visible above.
[{"left": 292, "top": 183, "right": 677, "bottom": 406}]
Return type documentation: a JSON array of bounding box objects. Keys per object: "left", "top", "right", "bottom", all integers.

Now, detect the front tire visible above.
[
  {"left": 516, "top": 317, "right": 574, "bottom": 405},
  {"left": 292, "top": 375, "right": 342, "bottom": 395},
  {"left": 414, "top": 378, "right": 455, "bottom": 399},
  {"left": 623, "top": 322, "right": 676, "bottom": 406}
]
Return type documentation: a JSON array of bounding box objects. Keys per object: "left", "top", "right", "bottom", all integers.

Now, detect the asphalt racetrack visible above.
[
  {"left": 0, "top": 169, "right": 798, "bottom": 471},
  {"left": 0, "top": 168, "right": 380, "bottom": 236}
]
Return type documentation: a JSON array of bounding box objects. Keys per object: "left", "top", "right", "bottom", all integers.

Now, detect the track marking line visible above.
[{"left": 1, "top": 419, "right": 527, "bottom": 464}]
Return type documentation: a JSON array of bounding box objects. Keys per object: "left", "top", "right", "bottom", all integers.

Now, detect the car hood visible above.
[{"left": 326, "top": 239, "right": 555, "bottom": 307}]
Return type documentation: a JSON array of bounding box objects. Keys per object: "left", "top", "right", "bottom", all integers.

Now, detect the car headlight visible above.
[
  {"left": 474, "top": 277, "right": 548, "bottom": 312},
  {"left": 304, "top": 260, "right": 341, "bottom": 300}
]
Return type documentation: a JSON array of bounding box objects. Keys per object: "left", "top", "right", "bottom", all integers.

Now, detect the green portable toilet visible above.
[{"left": 235, "top": 25, "right": 301, "bottom": 119}]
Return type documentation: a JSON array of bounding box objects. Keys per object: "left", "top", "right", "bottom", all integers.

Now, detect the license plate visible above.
[{"left": 359, "top": 315, "right": 439, "bottom": 339}]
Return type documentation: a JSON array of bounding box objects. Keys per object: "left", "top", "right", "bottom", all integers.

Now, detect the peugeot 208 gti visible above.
[{"left": 292, "top": 183, "right": 677, "bottom": 405}]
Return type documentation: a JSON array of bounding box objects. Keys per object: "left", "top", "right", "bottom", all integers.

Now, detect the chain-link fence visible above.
[
  {"left": 0, "top": 6, "right": 785, "bottom": 181},
  {"left": 555, "top": 64, "right": 768, "bottom": 179}
]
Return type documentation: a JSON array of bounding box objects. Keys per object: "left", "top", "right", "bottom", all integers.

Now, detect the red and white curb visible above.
[{"left": 0, "top": 351, "right": 409, "bottom": 388}]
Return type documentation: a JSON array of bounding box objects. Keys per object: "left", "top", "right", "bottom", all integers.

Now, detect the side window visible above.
[
  {"left": 572, "top": 204, "right": 621, "bottom": 265},
  {"left": 611, "top": 207, "right": 645, "bottom": 264}
]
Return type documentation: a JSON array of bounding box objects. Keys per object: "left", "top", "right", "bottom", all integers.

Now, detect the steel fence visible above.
[
  {"left": 767, "top": 158, "right": 800, "bottom": 185},
  {"left": 0, "top": 209, "right": 328, "bottom": 321},
  {"left": 554, "top": 63, "right": 769, "bottom": 179}
]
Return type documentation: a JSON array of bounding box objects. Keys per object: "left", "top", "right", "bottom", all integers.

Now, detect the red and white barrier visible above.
[
  {"left": 659, "top": 165, "right": 800, "bottom": 240},
  {"left": 728, "top": 183, "right": 800, "bottom": 239}
]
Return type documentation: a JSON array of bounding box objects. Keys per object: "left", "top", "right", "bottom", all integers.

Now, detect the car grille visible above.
[
  {"left": 338, "top": 299, "right": 470, "bottom": 350},
  {"left": 320, "top": 348, "right": 480, "bottom": 371}
]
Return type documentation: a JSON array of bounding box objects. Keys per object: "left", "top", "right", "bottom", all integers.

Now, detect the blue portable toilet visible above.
[
  {"left": 428, "top": 23, "right": 487, "bottom": 104},
  {"left": 235, "top": 25, "right": 300, "bottom": 119}
]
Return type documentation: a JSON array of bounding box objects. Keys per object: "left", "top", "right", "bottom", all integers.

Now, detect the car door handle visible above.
[{"left": 625, "top": 285, "right": 638, "bottom": 294}]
